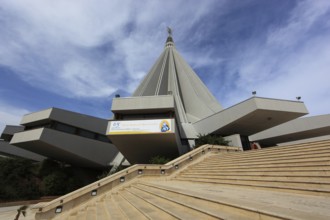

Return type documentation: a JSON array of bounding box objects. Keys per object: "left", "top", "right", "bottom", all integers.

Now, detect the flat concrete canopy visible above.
[
  {"left": 11, "top": 128, "right": 118, "bottom": 168},
  {"left": 250, "top": 114, "right": 330, "bottom": 146},
  {"left": 1, "top": 125, "right": 24, "bottom": 141},
  {"left": 193, "top": 97, "right": 308, "bottom": 136},
  {"left": 21, "top": 107, "right": 108, "bottom": 134},
  {"left": 111, "top": 95, "right": 175, "bottom": 114},
  {"left": 0, "top": 140, "right": 46, "bottom": 161}
]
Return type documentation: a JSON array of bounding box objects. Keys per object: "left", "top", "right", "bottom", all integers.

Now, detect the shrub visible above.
[
  {"left": 149, "top": 155, "right": 171, "bottom": 164},
  {"left": 38, "top": 159, "right": 61, "bottom": 178},
  {"left": 42, "top": 171, "right": 68, "bottom": 196},
  {"left": 195, "top": 133, "right": 229, "bottom": 148}
]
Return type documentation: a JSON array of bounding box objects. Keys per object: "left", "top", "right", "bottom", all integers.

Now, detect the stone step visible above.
[
  {"left": 103, "top": 197, "right": 127, "bottom": 220},
  {"left": 203, "top": 153, "right": 330, "bottom": 165},
  {"left": 173, "top": 176, "right": 330, "bottom": 195},
  {"left": 138, "top": 180, "right": 330, "bottom": 220},
  {"left": 191, "top": 166, "right": 330, "bottom": 172},
  {"left": 205, "top": 145, "right": 330, "bottom": 161},
  {"left": 178, "top": 173, "right": 330, "bottom": 184},
  {"left": 125, "top": 185, "right": 219, "bottom": 219},
  {"left": 217, "top": 144, "right": 330, "bottom": 156},
  {"left": 203, "top": 153, "right": 330, "bottom": 164},
  {"left": 208, "top": 144, "right": 329, "bottom": 160},
  {"left": 95, "top": 201, "right": 109, "bottom": 220},
  {"left": 76, "top": 210, "right": 86, "bottom": 220},
  {"left": 132, "top": 183, "right": 259, "bottom": 220},
  {"left": 213, "top": 143, "right": 330, "bottom": 158},
  {"left": 86, "top": 206, "right": 96, "bottom": 220},
  {"left": 67, "top": 214, "right": 77, "bottom": 220},
  {"left": 183, "top": 168, "right": 330, "bottom": 175},
  {"left": 118, "top": 189, "right": 177, "bottom": 220},
  {"left": 196, "top": 156, "right": 330, "bottom": 167},
  {"left": 56, "top": 208, "right": 80, "bottom": 220},
  {"left": 235, "top": 142, "right": 330, "bottom": 155},
  {"left": 206, "top": 148, "right": 330, "bottom": 162},
  {"left": 111, "top": 192, "right": 148, "bottom": 219},
  {"left": 191, "top": 160, "right": 330, "bottom": 170}
]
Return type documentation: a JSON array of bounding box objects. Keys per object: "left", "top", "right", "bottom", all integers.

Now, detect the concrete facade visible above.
[
  {"left": 250, "top": 114, "right": 330, "bottom": 146},
  {"left": 9, "top": 108, "right": 119, "bottom": 168},
  {"left": 107, "top": 32, "right": 309, "bottom": 162}
]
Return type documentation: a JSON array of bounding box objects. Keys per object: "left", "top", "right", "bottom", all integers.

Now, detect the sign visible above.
[{"left": 108, "top": 119, "right": 173, "bottom": 135}]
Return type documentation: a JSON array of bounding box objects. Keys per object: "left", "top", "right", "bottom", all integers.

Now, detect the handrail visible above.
[{"left": 34, "top": 144, "right": 241, "bottom": 219}]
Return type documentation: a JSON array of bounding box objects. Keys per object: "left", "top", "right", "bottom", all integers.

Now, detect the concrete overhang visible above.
[
  {"left": 193, "top": 97, "right": 308, "bottom": 136},
  {"left": 10, "top": 128, "right": 118, "bottom": 168},
  {"left": 1, "top": 125, "right": 24, "bottom": 141},
  {"left": 111, "top": 95, "right": 175, "bottom": 114},
  {"left": 21, "top": 108, "right": 107, "bottom": 134},
  {"left": 0, "top": 140, "right": 46, "bottom": 161},
  {"left": 250, "top": 114, "right": 330, "bottom": 146}
]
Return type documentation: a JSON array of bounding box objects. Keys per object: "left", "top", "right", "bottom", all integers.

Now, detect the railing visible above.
[{"left": 34, "top": 144, "right": 241, "bottom": 219}]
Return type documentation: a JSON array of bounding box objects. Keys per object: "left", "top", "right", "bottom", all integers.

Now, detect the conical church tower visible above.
[
  {"left": 133, "top": 28, "right": 222, "bottom": 124},
  {"left": 107, "top": 29, "right": 222, "bottom": 163}
]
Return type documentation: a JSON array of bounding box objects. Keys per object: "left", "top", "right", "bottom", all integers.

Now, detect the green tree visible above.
[{"left": 0, "top": 158, "right": 40, "bottom": 201}]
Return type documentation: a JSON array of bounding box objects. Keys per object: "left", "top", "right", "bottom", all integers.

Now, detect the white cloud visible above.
[
  {"left": 0, "top": 0, "right": 134, "bottom": 98},
  {"left": 1, "top": 0, "right": 329, "bottom": 117},
  {"left": 0, "top": 0, "right": 220, "bottom": 99},
  {"left": 0, "top": 103, "right": 29, "bottom": 134},
  {"left": 221, "top": 0, "right": 330, "bottom": 116},
  {"left": 58, "top": 59, "right": 117, "bottom": 98},
  {"left": 266, "top": 0, "right": 330, "bottom": 47}
]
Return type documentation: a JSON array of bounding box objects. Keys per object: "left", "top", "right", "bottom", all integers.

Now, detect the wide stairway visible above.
[{"left": 48, "top": 140, "right": 330, "bottom": 220}]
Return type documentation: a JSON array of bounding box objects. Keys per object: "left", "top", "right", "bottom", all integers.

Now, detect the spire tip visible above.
[{"left": 167, "top": 27, "right": 172, "bottom": 36}]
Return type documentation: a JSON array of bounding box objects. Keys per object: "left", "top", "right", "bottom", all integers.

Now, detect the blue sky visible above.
[{"left": 1, "top": 0, "right": 330, "bottom": 133}]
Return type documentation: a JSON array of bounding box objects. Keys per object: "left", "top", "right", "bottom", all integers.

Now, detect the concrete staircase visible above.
[
  {"left": 36, "top": 140, "right": 330, "bottom": 219},
  {"left": 174, "top": 140, "right": 330, "bottom": 196}
]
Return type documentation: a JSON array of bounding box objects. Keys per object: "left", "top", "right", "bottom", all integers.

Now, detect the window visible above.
[
  {"left": 96, "top": 134, "right": 111, "bottom": 143},
  {"left": 55, "top": 123, "right": 77, "bottom": 134},
  {"left": 78, "top": 129, "right": 95, "bottom": 139}
]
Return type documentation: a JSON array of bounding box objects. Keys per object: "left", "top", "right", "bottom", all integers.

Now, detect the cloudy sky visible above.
[{"left": 1, "top": 0, "right": 330, "bottom": 133}]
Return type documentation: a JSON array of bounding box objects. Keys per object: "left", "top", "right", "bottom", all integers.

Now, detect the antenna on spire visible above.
[
  {"left": 167, "top": 27, "right": 172, "bottom": 36},
  {"left": 165, "top": 26, "right": 174, "bottom": 46}
]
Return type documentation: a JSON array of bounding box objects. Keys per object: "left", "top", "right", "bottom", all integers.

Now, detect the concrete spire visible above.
[{"left": 133, "top": 29, "right": 222, "bottom": 123}]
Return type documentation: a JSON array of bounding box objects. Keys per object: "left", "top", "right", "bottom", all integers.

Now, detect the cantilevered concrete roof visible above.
[
  {"left": 1, "top": 125, "right": 24, "bottom": 141},
  {"left": 194, "top": 97, "right": 309, "bottom": 136},
  {"left": 21, "top": 107, "right": 108, "bottom": 134},
  {"left": 0, "top": 140, "right": 46, "bottom": 161},
  {"left": 250, "top": 114, "right": 330, "bottom": 146},
  {"left": 112, "top": 95, "right": 175, "bottom": 114}
]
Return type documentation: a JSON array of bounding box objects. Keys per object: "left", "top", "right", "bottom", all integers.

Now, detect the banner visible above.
[{"left": 108, "top": 119, "right": 173, "bottom": 134}]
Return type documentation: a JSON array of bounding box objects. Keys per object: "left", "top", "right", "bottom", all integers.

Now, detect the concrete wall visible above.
[{"left": 224, "top": 134, "right": 243, "bottom": 150}]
